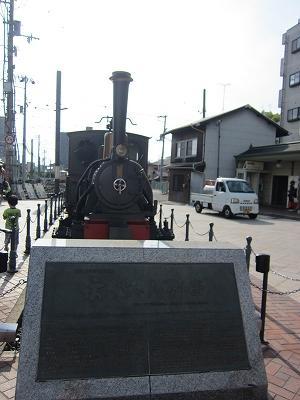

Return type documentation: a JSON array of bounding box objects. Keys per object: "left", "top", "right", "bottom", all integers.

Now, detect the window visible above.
[
  {"left": 292, "top": 36, "right": 300, "bottom": 53},
  {"left": 226, "top": 180, "right": 254, "bottom": 193},
  {"left": 289, "top": 71, "right": 300, "bottom": 87},
  {"left": 175, "top": 138, "right": 197, "bottom": 158},
  {"left": 287, "top": 107, "right": 300, "bottom": 122},
  {"left": 216, "top": 182, "right": 226, "bottom": 192}
]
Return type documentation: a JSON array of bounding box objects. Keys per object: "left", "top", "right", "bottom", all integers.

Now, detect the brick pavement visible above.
[
  {"left": 0, "top": 267, "right": 299, "bottom": 399},
  {"left": 0, "top": 199, "right": 299, "bottom": 398}
]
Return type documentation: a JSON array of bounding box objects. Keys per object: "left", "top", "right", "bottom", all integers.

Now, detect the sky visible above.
[{"left": 1, "top": 0, "right": 300, "bottom": 164}]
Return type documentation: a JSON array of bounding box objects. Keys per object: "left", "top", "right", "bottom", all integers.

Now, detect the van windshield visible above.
[{"left": 226, "top": 180, "right": 255, "bottom": 193}]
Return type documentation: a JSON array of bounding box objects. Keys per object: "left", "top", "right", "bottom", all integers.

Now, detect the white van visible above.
[{"left": 191, "top": 178, "right": 259, "bottom": 219}]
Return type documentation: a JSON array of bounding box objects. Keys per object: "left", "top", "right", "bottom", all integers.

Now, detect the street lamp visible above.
[{"left": 19, "top": 76, "right": 35, "bottom": 183}]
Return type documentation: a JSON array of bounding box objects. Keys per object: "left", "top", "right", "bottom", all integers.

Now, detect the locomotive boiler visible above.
[{"left": 54, "top": 71, "right": 174, "bottom": 241}]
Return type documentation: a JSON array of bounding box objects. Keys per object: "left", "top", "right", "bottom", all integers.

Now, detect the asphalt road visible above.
[
  {"left": 2, "top": 195, "right": 300, "bottom": 302},
  {"left": 153, "top": 190, "right": 300, "bottom": 302}
]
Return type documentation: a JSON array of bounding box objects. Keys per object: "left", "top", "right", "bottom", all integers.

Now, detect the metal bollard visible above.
[
  {"left": 54, "top": 195, "right": 57, "bottom": 220},
  {"left": 208, "top": 222, "right": 214, "bottom": 242},
  {"left": 36, "top": 203, "right": 41, "bottom": 239},
  {"left": 57, "top": 193, "right": 61, "bottom": 215},
  {"left": 245, "top": 236, "right": 252, "bottom": 272},
  {"left": 24, "top": 209, "right": 31, "bottom": 255},
  {"left": 7, "top": 222, "right": 17, "bottom": 274},
  {"left": 185, "top": 214, "right": 190, "bottom": 241},
  {"left": 256, "top": 254, "right": 270, "bottom": 345},
  {"left": 170, "top": 209, "right": 174, "bottom": 232},
  {"left": 159, "top": 205, "right": 162, "bottom": 230},
  {"left": 61, "top": 192, "right": 64, "bottom": 212},
  {"left": 49, "top": 196, "right": 53, "bottom": 226},
  {"left": 43, "top": 199, "right": 48, "bottom": 233}
]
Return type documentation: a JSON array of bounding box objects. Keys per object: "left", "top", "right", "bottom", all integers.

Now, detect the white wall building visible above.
[{"left": 279, "top": 19, "right": 300, "bottom": 140}]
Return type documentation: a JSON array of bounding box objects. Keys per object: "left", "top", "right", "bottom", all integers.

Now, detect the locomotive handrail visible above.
[{"left": 75, "top": 159, "right": 104, "bottom": 202}]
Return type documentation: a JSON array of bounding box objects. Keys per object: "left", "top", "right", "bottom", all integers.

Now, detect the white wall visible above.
[{"left": 204, "top": 109, "right": 277, "bottom": 180}]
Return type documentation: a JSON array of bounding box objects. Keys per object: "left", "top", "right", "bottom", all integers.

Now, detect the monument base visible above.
[{"left": 16, "top": 240, "right": 268, "bottom": 400}]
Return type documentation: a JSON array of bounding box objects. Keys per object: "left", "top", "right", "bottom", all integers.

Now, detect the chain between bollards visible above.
[
  {"left": 43, "top": 199, "right": 48, "bottom": 233},
  {"left": 24, "top": 209, "right": 31, "bottom": 255}
]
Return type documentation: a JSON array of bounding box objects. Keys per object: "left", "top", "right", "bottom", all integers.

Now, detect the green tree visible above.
[{"left": 262, "top": 110, "right": 280, "bottom": 123}]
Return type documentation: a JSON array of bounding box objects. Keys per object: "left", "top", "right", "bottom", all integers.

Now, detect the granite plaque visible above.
[{"left": 37, "top": 262, "right": 249, "bottom": 381}]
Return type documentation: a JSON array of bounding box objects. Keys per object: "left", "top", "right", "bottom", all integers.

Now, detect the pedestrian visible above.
[
  {"left": 0, "top": 163, "right": 7, "bottom": 205},
  {"left": 2, "top": 180, "right": 11, "bottom": 200},
  {"left": 288, "top": 180, "right": 297, "bottom": 210},
  {"left": 3, "top": 195, "right": 21, "bottom": 255}
]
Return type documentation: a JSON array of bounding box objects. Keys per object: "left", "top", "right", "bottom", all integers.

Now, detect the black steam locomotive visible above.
[{"left": 54, "top": 71, "right": 174, "bottom": 241}]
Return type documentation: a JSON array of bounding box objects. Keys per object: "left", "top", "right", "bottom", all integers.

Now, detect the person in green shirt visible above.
[{"left": 3, "top": 195, "right": 21, "bottom": 254}]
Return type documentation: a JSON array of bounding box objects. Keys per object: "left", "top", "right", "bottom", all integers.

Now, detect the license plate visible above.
[{"left": 240, "top": 206, "right": 252, "bottom": 213}]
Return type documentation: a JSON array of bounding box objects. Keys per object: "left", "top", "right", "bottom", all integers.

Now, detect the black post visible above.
[
  {"left": 57, "top": 192, "right": 61, "bottom": 215},
  {"left": 245, "top": 236, "right": 252, "bottom": 272},
  {"left": 170, "top": 208, "right": 174, "bottom": 232},
  {"left": 185, "top": 214, "right": 190, "bottom": 241},
  {"left": 36, "top": 203, "right": 41, "bottom": 239},
  {"left": 49, "top": 196, "right": 53, "bottom": 226},
  {"left": 209, "top": 222, "right": 214, "bottom": 242},
  {"left": 7, "top": 220, "right": 17, "bottom": 274},
  {"left": 24, "top": 209, "right": 31, "bottom": 255},
  {"left": 159, "top": 204, "right": 162, "bottom": 230},
  {"left": 43, "top": 199, "right": 48, "bottom": 233},
  {"left": 55, "top": 70, "right": 61, "bottom": 194},
  {"left": 256, "top": 254, "right": 270, "bottom": 345},
  {"left": 54, "top": 195, "right": 57, "bottom": 220},
  {"left": 60, "top": 192, "right": 65, "bottom": 212}
]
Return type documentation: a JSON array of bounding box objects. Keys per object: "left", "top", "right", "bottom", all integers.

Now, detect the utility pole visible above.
[
  {"left": 219, "top": 83, "right": 231, "bottom": 112},
  {"left": 20, "top": 76, "right": 35, "bottom": 183},
  {"left": 30, "top": 138, "right": 33, "bottom": 179},
  {"left": 21, "top": 77, "right": 27, "bottom": 182},
  {"left": 37, "top": 134, "right": 40, "bottom": 181},
  {"left": 55, "top": 71, "right": 61, "bottom": 194},
  {"left": 202, "top": 89, "right": 206, "bottom": 118},
  {"left": 4, "top": 1, "right": 39, "bottom": 183},
  {"left": 5, "top": 0, "right": 15, "bottom": 182},
  {"left": 43, "top": 149, "right": 46, "bottom": 179},
  {"left": 158, "top": 115, "right": 167, "bottom": 192}
]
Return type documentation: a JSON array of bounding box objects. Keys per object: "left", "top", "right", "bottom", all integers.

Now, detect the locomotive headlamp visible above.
[{"left": 116, "top": 144, "right": 128, "bottom": 158}]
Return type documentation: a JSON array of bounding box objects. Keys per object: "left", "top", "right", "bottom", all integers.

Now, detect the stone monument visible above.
[{"left": 16, "top": 240, "right": 268, "bottom": 399}]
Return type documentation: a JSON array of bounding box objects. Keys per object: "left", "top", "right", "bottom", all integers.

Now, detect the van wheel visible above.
[
  {"left": 249, "top": 213, "right": 258, "bottom": 220},
  {"left": 223, "top": 206, "right": 233, "bottom": 219},
  {"left": 195, "top": 202, "right": 203, "bottom": 214}
]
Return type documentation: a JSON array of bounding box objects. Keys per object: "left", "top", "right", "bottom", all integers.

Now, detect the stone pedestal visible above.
[{"left": 16, "top": 240, "right": 268, "bottom": 400}]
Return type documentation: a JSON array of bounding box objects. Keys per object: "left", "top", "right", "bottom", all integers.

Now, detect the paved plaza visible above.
[{"left": 0, "top": 195, "right": 299, "bottom": 398}]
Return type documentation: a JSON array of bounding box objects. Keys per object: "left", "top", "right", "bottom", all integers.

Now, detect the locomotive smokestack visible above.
[{"left": 110, "top": 71, "right": 133, "bottom": 157}]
